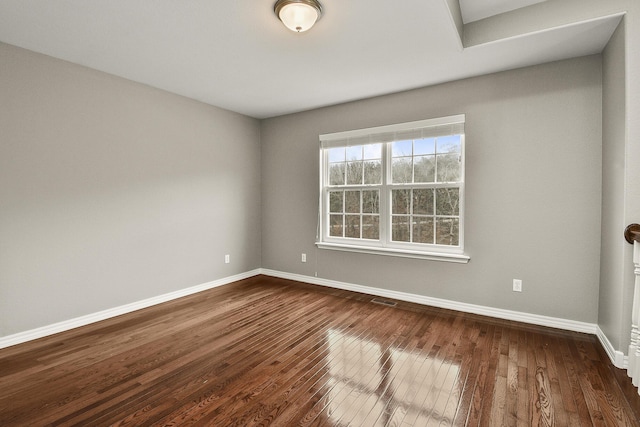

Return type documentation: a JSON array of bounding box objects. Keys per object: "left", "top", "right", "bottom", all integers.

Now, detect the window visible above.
[{"left": 317, "top": 115, "right": 469, "bottom": 263}]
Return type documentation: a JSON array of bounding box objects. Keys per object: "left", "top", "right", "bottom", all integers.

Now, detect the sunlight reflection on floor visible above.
[{"left": 324, "top": 329, "right": 461, "bottom": 426}]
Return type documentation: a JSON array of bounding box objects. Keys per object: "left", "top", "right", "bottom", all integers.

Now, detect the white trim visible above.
[
  {"left": 4, "top": 268, "right": 620, "bottom": 367},
  {"left": 319, "top": 114, "right": 465, "bottom": 142},
  {"left": 316, "top": 241, "right": 470, "bottom": 263},
  {"left": 260, "top": 269, "right": 596, "bottom": 335},
  {"left": 628, "top": 241, "right": 640, "bottom": 386},
  {"left": 319, "top": 116, "right": 467, "bottom": 260},
  {"left": 596, "top": 326, "right": 627, "bottom": 369},
  {"left": 0, "top": 269, "right": 261, "bottom": 350}
]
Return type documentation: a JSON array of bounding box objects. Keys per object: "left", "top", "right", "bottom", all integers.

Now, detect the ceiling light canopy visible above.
[{"left": 274, "top": 0, "right": 323, "bottom": 33}]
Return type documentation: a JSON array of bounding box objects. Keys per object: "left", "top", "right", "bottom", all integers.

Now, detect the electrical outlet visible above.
[
  {"left": 513, "top": 279, "right": 522, "bottom": 292},
  {"left": 301, "top": 253, "right": 307, "bottom": 263},
  {"left": 225, "top": 254, "right": 230, "bottom": 264}
]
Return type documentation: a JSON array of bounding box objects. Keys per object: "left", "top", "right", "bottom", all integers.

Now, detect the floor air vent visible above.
[{"left": 371, "top": 298, "right": 397, "bottom": 307}]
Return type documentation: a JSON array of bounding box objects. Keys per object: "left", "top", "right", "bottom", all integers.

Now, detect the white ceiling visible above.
[{"left": 0, "top": 0, "right": 621, "bottom": 119}]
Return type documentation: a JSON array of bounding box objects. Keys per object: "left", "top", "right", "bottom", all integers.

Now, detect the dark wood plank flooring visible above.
[{"left": 1, "top": 275, "right": 639, "bottom": 426}]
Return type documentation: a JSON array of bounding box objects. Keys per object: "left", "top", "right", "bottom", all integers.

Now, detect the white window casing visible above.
[{"left": 317, "top": 115, "right": 469, "bottom": 263}]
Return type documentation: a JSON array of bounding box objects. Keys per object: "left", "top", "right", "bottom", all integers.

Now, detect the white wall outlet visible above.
[
  {"left": 225, "top": 254, "right": 230, "bottom": 264},
  {"left": 301, "top": 253, "right": 307, "bottom": 263},
  {"left": 513, "top": 279, "right": 522, "bottom": 292}
]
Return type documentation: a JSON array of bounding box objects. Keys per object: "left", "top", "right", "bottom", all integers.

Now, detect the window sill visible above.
[{"left": 315, "top": 242, "right": 470, "bottom": 264}]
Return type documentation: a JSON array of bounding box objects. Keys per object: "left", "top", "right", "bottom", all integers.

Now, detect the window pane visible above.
[
  {"left": 414, "top": 138, "right": 435, "bottom": 155},
  {"left": 392, "top": 140, "right": 412, "bottom": 157},
  {"left": 392, "top": 158, "right": 412, "bottom": 183},
  {"left": 413, "top": 217, "right": 434, "bottom": 244},
  {"left": 345, "top": 215, "right": 360, "bottom": 238},
  {"left": 362, "top": 215, "right": 379, "bottom": 240},
  {"left": 363, "top": 143, "right": 382, "bottom": 160},
  {"left": 328, "top": 147, "right": 345, "bottom": 163},
  {"left": 346, "top": 145, "right": 363, "bottom": 160},
  {"left": 436, "top": 153, "right": 461, "bottom": 182},
  {"left": 392, "top": 189, "right": 410, "bottom": 214},
  {"left": 436, "top": 188, "right": 459, "bottom": 216},
  {"left": 436, "top": 218, "right": 459, "bottom": 246},
  {"left": 329, "top": 191, "right": 343, "bottom": 213},
  {"left": 345, "top": 190, "right": 360, "bottom": 213},
  {"left": 363, "top": 160, "right": 382, "bottom": 184},
  {"left": 413, "top": 189, "right": 434, "bottom": 215},
  {"left": 329, "top": 163, "right": 345, "bottom": 186},
  {"left": 437, "top": 135, "right": 461, "bottom": 153},
  {"left": 329, "top": 214, "right": 343, "bottom": 237},
  {"left": 346, "top": 161, "right": 363, "bottom": 185},
  {"left": 362, "top": 190, "right": 379, "bottom": 213},
  {"left": 414, "top": 155, "right": 436, "bottom": 183},
  {"left": 392, "top": 216, "right": 410, "bottom": 242}
]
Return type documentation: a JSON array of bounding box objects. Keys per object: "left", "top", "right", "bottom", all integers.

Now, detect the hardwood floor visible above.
[{"left": 1, "top": 275, "right": 639, "bottom": 426}]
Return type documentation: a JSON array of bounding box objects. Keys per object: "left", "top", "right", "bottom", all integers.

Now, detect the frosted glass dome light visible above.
[{"left": 274, "top": 0, "right": 323, "bottom": 33}]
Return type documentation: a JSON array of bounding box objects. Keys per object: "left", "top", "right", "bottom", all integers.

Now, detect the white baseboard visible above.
[
  {"left": 261, "top": 269, "right": 634, "bottom": 369},
  {"left": 0, "top": 269, "right": 261, "bottom": 350},
  {"left": 260, "top": 269, "right": 598, "bottom": 335},
  {"left": 2, "top": 267, "right": 627, "bottom": 372},
  {"left": 596, "top": 326, "right": 627, "bottom": 369}
]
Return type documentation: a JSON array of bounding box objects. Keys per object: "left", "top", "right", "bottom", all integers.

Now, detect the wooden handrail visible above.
[{"left": 625, "top": 223, "right": 640, "bottom": 244}]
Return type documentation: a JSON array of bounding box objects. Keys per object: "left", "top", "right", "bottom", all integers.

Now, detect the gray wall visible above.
[
  {"left": 4, "top": 9, "right": 637, "bottom": 349},
  {"left": 444, "top": 0, "right": 640, "bottom": 356},
  {"left": 261, "top": 56, "right": 603, "bottom": 323},
  {"left": 620, "top": 3, "right": 640, "bottom": 356},
  {"left": 596, "top": 1, "right": 640, "bottom": 356},
  {"left": 0, "top": 43, "right": 261, "bottom": 336},
  {"left": 599, "top": 20, "right": 626, "bottom": 350}
]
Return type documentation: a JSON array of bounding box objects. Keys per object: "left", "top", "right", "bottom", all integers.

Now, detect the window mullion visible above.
[
  {"left": 359, "top": 190, "right": 363, "bottom": 239},
  {"left": 381, "top": 142, "right": 391, "bottom": 246},
  {"left": 409, "top": 188, "right": 414, "bottom": 243}
]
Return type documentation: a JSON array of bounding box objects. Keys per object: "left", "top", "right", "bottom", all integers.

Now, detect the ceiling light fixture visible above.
[{"left": 274, "top": 0, "right": 323, "bottom": 33}]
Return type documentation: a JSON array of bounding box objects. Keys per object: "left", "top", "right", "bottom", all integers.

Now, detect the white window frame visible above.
[{"left": 316, "top": 115, "right": 470, "bottom": 263}]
